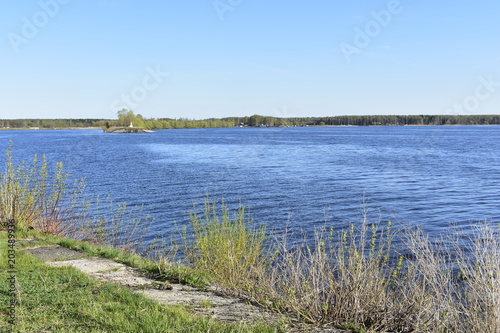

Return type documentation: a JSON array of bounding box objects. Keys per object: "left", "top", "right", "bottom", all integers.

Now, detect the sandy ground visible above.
[{"left": 23, "top": 244, "right": 345, "bottom": 332}]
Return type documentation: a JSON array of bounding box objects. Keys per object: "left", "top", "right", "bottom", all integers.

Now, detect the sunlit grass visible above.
[{"left": 0, "top": 231, "right": 281, "bottom": 333}]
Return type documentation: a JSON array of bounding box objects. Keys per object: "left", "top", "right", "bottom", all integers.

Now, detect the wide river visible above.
[{"left": 2, "top": 126, "right": 499, "bottom": 246}]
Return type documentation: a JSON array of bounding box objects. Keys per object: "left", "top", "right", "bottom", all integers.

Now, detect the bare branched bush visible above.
[
  {"left": 454, "top": 224, "right": 500, "bottom": 333},
  {"left": 398, "top": 228, "right": 459, "bottom": 332},
  {"left": 252, "top": 219, "right": 405, "bottom": 331},
  {"left": 1, "top": 141, "right": 154, "bottom": 254},
  {"left": 0, "top": 141, "right": 86, "bottom": 235},
  {"left": 76, "top": 196, "right": 155, "bottom": 254}
]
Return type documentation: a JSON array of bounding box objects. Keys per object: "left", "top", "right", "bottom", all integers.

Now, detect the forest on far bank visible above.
[{"left": 2, "top": 113, "right": 500, "bottom": 130}]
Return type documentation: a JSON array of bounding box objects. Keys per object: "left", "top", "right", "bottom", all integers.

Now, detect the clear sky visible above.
[{"left": 1, "top": 0, "right": 499, "bottom": 120}]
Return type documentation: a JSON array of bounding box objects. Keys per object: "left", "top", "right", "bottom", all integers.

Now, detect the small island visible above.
[
  {"left": 104, "top": 126, "right": 154, "bottom": 133},
  {"left": 103, "top": 110, "right": 154, "bottom": 133}
]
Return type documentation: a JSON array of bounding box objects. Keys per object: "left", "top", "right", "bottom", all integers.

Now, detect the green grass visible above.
[
  {"left": 12, "top": 227, "right": 210, "bottom": 290},
  {"left": 0, "top": 231, "right": 281, "bottom": 332}
]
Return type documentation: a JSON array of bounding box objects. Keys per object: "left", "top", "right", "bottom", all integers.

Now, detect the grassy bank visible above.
[{"left": 0, "top": 228, "right": 280, "bottom": 333}]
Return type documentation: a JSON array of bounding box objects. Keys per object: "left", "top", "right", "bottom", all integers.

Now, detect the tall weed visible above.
[{"left": 185, "top": 198, "right": 268, "bottom": 292}]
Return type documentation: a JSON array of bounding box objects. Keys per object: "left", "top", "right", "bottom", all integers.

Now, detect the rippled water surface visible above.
[{"left": 2, "top": 126, "right": 499, "bottom": 242}]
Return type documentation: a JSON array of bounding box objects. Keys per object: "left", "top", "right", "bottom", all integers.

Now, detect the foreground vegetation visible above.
[
  {"left": 0, "top": 143, "right": 279, "bottom": 332},
  {"left": 184, "top": 202, "right": 500, "bottom": 332},
  {"left": 2, "top": 111, "right": 500, "bottom": 129},
  {"left": 2, "top": 141, "right": 500, "bottom": 332},
  {"left": 0, "top": 229, "right": 279, "bottom": 333}
]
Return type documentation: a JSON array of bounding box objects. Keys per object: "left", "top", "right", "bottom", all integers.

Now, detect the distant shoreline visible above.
[
  {"left": 0, "top": 127, "right": 102, "bottom": 131},
  {"left": 2, "top": 114, "right": 500, "bottom": 130},
  {"left": 1, "top": 124, "right": 500, "bottom": 131}
]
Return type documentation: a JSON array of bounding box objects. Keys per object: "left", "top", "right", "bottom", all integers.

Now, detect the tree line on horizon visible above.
[{"left": 2, "top": 112, "right": 500, "bottom": 129}]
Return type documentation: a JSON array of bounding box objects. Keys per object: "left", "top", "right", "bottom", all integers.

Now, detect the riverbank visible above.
[
  {"left": 4, "top": 215, "right": 500, "bottom": 333},
  {"left": 0, "top": 228, "right": 292, "bottom": 332}
]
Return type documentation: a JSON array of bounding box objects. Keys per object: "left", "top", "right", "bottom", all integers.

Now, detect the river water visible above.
[{"left": 2, "top": 126, "right": 499, "bottom": 245}]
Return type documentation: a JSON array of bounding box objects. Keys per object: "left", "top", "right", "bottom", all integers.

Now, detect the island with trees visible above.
[{"left": 103, "top": 109, "right": 154, "bottom": 133}]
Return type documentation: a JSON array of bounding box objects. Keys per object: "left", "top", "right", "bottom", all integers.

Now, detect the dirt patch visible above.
[
  {"left": 141, "top": 285, "right": 277, "bottom": 323},
  {"left": 47, "top": 257, "right": 156, "bottom": 287},
  {"left": 24, "top": 245, "right": 87, "bottom": 261}
]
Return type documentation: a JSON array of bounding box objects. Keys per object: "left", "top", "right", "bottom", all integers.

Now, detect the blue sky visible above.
[{"left": 1, "top": 0, "right": 499, "bottom": 119}]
